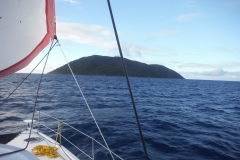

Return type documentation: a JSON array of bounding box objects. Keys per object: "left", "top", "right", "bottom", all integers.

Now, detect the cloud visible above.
[
  {"left": 57, "top": 22, "right": 155, "bottom": 55},
  {"left": 176, "top": 62, "right": 240, "bottom": 69},
  {"left": 101, "top": 30, "right": 114, "bottom": 37},
  {"left": 180, "top": 68, "right": 226, "bottom": 77},
  {"left": 182, "top": 0, "right": 197, "bottom": 8},
  {"left": 176, "top": 12, "right": 203, "bottom": 21},
  {"left": 155, "top": 30, "right": 180, "bottom": 37},
  {"left": 201, "top": 68, "right": 225, "bottom": 76},
  {"left": 57, "top": 22, "right": 116, "bottom": 50},
  {"left": 180, "top": 70, "right": 240, "bottom": 81},
  {"left": 121, "top": 42, "right": 156, "bottom": 56},
  {"left": 179, "top": 68, "right": 240, "bottom": 81},
  {"left": 62, "top": 0, "right": 79, "bottom": 4},
  {"left": 164, "top": 61, "right": 240, "bottom": 81}
]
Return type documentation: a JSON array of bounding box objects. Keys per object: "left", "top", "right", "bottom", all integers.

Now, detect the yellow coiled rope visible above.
[
  {"left": 32, "top": 145, "right": 58, "bottom": 158},
  {"left": 31, "top": 121, "right": 61, "bottom": 158}
]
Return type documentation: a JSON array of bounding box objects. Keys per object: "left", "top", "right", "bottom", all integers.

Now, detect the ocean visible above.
[{"left": 0, "top": 73, "right": 240, "bottom": 160}]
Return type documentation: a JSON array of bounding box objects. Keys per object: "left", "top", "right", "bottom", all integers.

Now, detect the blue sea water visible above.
[{"left": 0, "top": 73, "right": 240, "bottom": 160}]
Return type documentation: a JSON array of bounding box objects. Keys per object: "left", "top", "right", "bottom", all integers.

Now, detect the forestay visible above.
[{"left": 0, "top": 0, "right": 56, "bottom": 77}]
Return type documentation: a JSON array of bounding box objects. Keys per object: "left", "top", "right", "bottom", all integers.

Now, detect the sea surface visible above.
[{"left": 0, "top": 73, "right": 240, "bottom": 160}]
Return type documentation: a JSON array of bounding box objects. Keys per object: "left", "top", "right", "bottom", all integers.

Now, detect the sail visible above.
[{"left": 0, "top": 0, "right": 56, "bottom": 77}]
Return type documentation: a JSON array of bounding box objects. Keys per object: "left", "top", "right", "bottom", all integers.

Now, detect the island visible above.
[{"left": 48, "top": 55, "right": 184, "bottom": 79}]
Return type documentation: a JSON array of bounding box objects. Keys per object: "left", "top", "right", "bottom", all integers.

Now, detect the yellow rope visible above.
[
  {"left": 32, "top": 145, "right": 58, "bottom": 158},
  {"left": 31, "top": 121, "right": 61, "bottom": 158},
  {"left": 55, "top": 121, "right": 61, "bottom": 147}
]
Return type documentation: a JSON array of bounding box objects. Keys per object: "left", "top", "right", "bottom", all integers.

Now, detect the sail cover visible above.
[{"left": 0, "top": 0, "right": 56, "bottom": 77}]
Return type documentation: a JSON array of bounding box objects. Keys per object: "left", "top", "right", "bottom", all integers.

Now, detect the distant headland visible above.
[{"left": 48, "top": 55, "right": 184, "bottom": 79}]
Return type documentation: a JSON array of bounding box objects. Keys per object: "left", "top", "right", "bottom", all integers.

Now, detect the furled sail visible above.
[{"left": 0, "top": 0, "right": 56, "bottom": 77}]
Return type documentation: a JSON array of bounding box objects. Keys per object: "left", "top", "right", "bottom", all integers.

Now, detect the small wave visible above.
[
  {"left": 0, "top": 116, "right": 22, "bottom": 122},
  {"left": 188, "top": 143, "right": 235, "bottom": 159}
]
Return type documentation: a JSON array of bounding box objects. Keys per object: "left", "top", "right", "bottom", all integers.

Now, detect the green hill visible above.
[{"left": 49, "top": 55, "right": 184, "bottom": 79}]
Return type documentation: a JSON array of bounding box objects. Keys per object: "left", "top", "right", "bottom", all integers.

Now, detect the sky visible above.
[{"left": 19, "top": 0, "right": 240, "bottom": 81}]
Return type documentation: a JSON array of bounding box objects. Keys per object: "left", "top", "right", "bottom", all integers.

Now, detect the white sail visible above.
[{"left": 0, "top": 0, "right": 56, "bottom": 77}]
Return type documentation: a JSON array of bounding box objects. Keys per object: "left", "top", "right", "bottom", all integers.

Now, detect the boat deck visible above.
[{"left": 0, "top": 128, "right": 78, "bottom": 160}]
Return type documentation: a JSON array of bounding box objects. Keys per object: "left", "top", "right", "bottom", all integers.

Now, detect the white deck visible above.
[{"left": 0, "top": 128, "right": 79, "bottom": 160}]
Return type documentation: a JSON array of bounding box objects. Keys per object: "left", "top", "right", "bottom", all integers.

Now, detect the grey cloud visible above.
[
  {"left": 201, "top": 68, "right": 225, "bottom": 76},
  {"left": 180, "top": 70, "right": 240, "bottom": 81}
]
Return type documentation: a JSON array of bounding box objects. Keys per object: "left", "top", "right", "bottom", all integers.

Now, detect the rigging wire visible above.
[
  {"left": 26, "top": 38, "right": 53, "bottom": 149},
  {"left": 57, "top": 40, "right": 115, "bottom": 160},
  {"left": 0, "top": 39, "right": 57, "bottom": 157},
  {"left": 38, "top": 110, "right": 123, "bottom": 160},
  {"left": 0, "top": 40, "right": 57, "bottom": 107},
  {"left": 106, "top": 0, "right": 149, "bottom": 159}
]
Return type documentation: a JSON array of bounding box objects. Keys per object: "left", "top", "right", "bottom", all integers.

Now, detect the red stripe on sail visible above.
[{"left": 0, "top": 0, "right": 56, "bottom": 78}]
